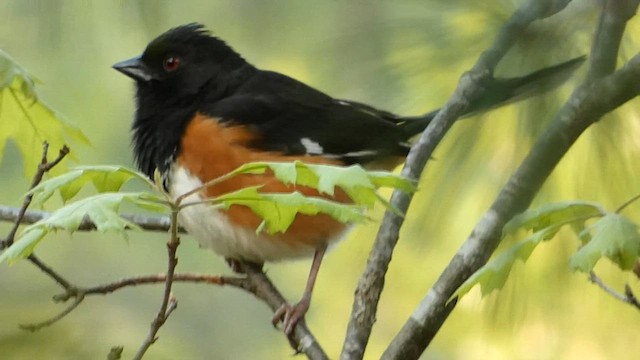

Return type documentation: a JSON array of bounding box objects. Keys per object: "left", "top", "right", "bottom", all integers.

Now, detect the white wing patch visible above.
[
  {"left": 300, "top": 137, "right": 380, "bottom": 159},
  {"left": 300, "top": 137, "right": 324, "bottom": 155},
  {"left": 339, "top": 150, "right": 378, "bottom": 157}
]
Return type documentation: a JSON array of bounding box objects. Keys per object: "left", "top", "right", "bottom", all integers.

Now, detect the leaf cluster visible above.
[
  {"left": 455, "top": 200, "right": 640, "bottom": 298},
  {"left": 1, "top": 163, "right": 415, "bottom": 264}
]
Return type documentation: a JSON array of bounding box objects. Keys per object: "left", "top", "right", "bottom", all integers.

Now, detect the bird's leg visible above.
[{"left": 272, "top": 243, "right": 327, "bottom": 335}]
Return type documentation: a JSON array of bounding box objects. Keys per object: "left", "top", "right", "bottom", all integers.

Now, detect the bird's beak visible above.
[{"left": 113, "top": 56, "right": 153, "bottom": 82}]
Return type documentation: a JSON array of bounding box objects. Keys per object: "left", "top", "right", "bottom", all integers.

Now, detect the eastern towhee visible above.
[{"left": 113, "top": 23, "right": 583, "bottom": 335}]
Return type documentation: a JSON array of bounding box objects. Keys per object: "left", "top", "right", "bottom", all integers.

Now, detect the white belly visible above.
[{"left": 169, "top": 165, "right": 318, "bottom": 262}]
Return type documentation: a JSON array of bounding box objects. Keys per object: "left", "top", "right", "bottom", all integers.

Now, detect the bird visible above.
[{"left": 113, "top": 23, "right": 584, "bottom": 335}]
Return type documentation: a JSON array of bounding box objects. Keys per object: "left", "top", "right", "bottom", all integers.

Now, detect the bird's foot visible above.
[
  {"left": 225, "top": 258, "right": 244, "bottom": 273},
  {"left": 272, "top": 299, "right": 309, "bottom": 335},
  {"left": 225, "top": 258, "right": 263, "bottom": 274}
]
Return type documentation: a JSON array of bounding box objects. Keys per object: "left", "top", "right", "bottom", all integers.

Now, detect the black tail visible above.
[{"left": 399, "top": 55, "right": 586, "bottom": 137}]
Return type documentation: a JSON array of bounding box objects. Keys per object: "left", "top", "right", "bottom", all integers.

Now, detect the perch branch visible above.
[
  {"left": 0, "top": 206, "right": 180, "bottom": 233},
  {"left": 341, "top": 1, "right": 573, "bottom": 359},
  {"left": 233, "top": 261, "right": 329, "bottom": 360},
  {"left": 382, "top": 3, "right": 640, "bottom": 359}
]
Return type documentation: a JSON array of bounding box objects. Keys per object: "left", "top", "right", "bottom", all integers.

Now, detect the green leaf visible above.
[
  {"left": 367, "top": 170, "right": 418, "bottom": 193},
  {"left": 455, "top": 224, "right": 562, "bottom": 299},
  {"left": 209, "top": 186, "right": 368, "bottom": 234},
  {"left": 0, "top": 228, "right": 46, "bottom": 265},
  {"left": 570, "top": 213, "right": 640, "bottom": 272},
  {"left": 228, "top": 161, "right": 415, "bottom": 209},
  {"left": 0, "top": 192, "right": 168, "bottom": 264},
  {"left": 29, "top": 165, "right": 154, "bottom": 206},
  {"left": 0, "top": 49, "right": 34, "bottom": 94},
  {"left": 0, "top": 49, "right": 89, "bottom": 178},
  {"left": 504, "top": 201, "right": 605, "bottom": 234},
  {"left": 454, "top": 201, "right": 608, "bottom": 300}
]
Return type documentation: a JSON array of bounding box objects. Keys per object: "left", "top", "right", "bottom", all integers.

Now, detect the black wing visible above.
[{"left": 201, "top": 70, "right": 410, "bottom": 164}]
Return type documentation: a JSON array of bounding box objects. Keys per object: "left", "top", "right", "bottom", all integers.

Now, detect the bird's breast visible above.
[
  {"left": 169, "top": 165, "right": 322, "bottom": 262},
  {"left": 168, "top": 113, "right": 353, "bottom": 262}
]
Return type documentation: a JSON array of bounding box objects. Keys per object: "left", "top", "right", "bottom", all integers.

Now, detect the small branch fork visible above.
[
  {"left": 589, "top": 272, "right": 640, "bottom": 310},
  {"left": 1, "top": 142, "right": 69, "bottom": 251},
  {"left": 1, "top": 142, "right": 327, "bottom": 359}
]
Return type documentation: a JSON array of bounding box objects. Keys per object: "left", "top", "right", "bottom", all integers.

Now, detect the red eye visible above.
[{"left": 163, "top": 56, "right": 180, "bottom": 72}]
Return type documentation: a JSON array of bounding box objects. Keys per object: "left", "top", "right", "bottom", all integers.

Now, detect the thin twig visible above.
[
  {"left": 175, "top": 163, "right": 266, "bottom": 204},
  {"left": 20, "top": 294, "right": 85, "bottom": 332},
  {"left": 0, "top": 142, "right": 69, "bottom": 250},
  {"left": 625, "top": 285, "right": 640, "bottom": 308},
  {"left": 589, "top": 272, "right": 640, "bottom": 310},
  {"left": 132, "top": 208, "right": 181, "bottom": 360},
  {"left": 53, "top": 273, "right": 234, "bottom": 302},
  {"left": 615, "top": 193, "right": 640, "bottom": 213},
  {"left": 18, "top": 272, "right": 241, "bottom": 331},
  {"left": 28, "top": 254, "right": 73, "bottom": 290}
]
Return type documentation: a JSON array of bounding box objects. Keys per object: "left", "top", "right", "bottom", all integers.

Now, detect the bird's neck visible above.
[
  {"left": 131, "top": 63, "right": 257, "bottom": 179},
  {"left": 131, "top": 102, "right": 195, "bottom": 179}
]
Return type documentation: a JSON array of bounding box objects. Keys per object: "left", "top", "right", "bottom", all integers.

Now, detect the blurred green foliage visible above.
[{"left": 1, "top": 1, "right": 639, "bottom": 359}]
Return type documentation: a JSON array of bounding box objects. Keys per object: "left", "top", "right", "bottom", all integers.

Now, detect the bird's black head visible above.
[
  {"left": 113, "top": 23, "right": 248, "bottom": 99},
  {"left": 114, "top": 24, "right": 251, "bottom": 179}
]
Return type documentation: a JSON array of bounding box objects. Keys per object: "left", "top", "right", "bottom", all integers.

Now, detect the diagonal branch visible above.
[
  {"left": 341, "top": 1, "right": 573, "bottom": 358},
  {"left": 234, "top": 261, "right": 329, "bottom": 360},
  {"left": 382, "top": 3, "right": 640, "bottom": 360}
]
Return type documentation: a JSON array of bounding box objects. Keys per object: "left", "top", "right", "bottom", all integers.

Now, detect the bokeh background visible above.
[{"left": 1, "top": 1, "right": 639, "bottom": 359}]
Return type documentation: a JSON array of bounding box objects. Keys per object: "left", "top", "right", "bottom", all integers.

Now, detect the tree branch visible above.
[
  {"left": 18, "top": 272, "right": 241, "bottom": 331},
  {"left": 341, "top": 1, "right": 573, "bottom": 358},
  {"left": 1, "top": 148, "right": 326, "bottom": 358},
  {"left": 234, "top": 261, "right": 329, "bottom": 360},
  {"left": 132, "top": 207, "right": 181, "bottom": 360},
  {"left": 20, "top": 293, "right": 85, "bottom": 332},
  {"left": 588, "top": 0, "right": 639, "bottom": 81},
  {"left": 382, "top": 5, "right": 640, "bottom": 360},
  {"left": 28, "top": 253, "right": 74, "bottom": 290},
  {"left": 0, "top": 206, "right": 179, "bottom": 233}
]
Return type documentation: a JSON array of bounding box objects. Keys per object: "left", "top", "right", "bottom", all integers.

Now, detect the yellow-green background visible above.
[{"left": 1, "top": 1, "right": 639, "bottom": 359}]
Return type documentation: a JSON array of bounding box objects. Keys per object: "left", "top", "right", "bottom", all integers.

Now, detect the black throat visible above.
[
  {"left": 130, "top": 63, "right": 256, "bottom": 179},
  {"left": 131, "top": 94, "right": 197, "bottom": 179}
]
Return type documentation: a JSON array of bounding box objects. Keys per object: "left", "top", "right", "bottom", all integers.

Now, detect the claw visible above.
[
  {"left": 270, "top": 245, "right": 327, "bottom": 336},
  {"left": 272, "top": 300, "right": 310, "bottom": 335}
]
